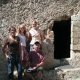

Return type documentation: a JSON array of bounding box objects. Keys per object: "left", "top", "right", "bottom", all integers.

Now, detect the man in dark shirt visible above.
[
  {"left": 2, "top": 26, "right": 22, "bottom": 80},
  {"left": 29, "top": 41, "right": 44, "bottom": 80}
]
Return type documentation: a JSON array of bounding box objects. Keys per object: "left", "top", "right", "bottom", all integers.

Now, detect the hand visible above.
[
  {"left": 5, "top": 54, "right": 10, "bottom": 59},
  {"left": 32, "top": 67, "right": 37, "bottom": 70}
]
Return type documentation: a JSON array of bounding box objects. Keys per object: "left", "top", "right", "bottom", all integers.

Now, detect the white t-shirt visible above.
[
  {"left": 18, "top": 34, "right": 26, "bottom": 47},
  {"left": 29, "top": 28, "right": 41, "bottom": 45}
]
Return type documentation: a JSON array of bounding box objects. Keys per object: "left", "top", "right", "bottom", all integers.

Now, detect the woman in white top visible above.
[
  {"left": 16, "top": 24, "right": 29, "bottom": 67},
  {"left": 29, "top": 20, "right": 45, "bottom": 51}
]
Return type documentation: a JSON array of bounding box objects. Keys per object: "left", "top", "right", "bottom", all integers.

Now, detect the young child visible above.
[
  {"left": 16, "top": 24, "right": 29, "bottom": 68},
  {"left": 29, "top": 41, "right": 45, "bottom": 80},
  {"left": 2, "top": 26, "right": 22, "bottom": 80}
]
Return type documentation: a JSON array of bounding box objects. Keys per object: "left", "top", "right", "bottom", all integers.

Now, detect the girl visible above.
[{"left": 16, "top": 24, "right": 30, "bottom": 68}]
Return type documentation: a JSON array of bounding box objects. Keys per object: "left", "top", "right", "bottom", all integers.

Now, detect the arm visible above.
[
  {"left": 26, "top": 32, "right": 32, "bottom": 43},
  {"left": 36, "top": 54, "right": 44, "bottom": 69},
  {"left": 28, "top": 32, "right": 32, "bottom": 42},
  {"left": 36, "top": 61, "right": 44, "bottom": 68},
  {"left": 40, "top": 30, "right": 45, "bottom": 42},
  {"left": 32, "top": 59, "right": 44, "bottom": 70},
  {"left": 2, "top": 38, "right": 9, "bottom": 58}
]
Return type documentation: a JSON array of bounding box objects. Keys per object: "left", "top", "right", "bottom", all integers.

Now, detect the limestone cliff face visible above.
[
  {"left": 0, "top": 0, "right": 80, "bottom": 69},
  {"left": 0, "top": 0, "right": 80, "bottom": 36},
  {"left": 1, "top": 0, "right": 80, "bottom": 80},
  {"left": 0, "top": 0, "right": 80, "bottom": 44},
  {"left": 0, "top": 0, "right": 80, "bottom": 39}
]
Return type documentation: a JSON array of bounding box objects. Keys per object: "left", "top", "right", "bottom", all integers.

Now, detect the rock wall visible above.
[
  {"left": 71, "top": 12, "right": 80, "bottom": 51},
  {"left": 0, "top": 0, "right": 80, "bottom": 67},
  {"left": 1, "top": 0, "right": 80, "bottom": 80},
  {"left": 0, "top": 0, "right": 80, "bottom": 37},
  {"left": 66, "top": 11, "right": 80, "bottom": 68}
]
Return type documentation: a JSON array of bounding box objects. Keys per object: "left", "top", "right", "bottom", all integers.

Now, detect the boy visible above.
[{"left": 29, "top": 41, "right": 44, "bottom": 80}]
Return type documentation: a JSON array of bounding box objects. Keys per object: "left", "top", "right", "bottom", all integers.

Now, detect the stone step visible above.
[
  {"left": 0, "top": 65, "right": 80, "bottom": 80},
  {"left": 53, "top": 52, "right": 80, "bottom": 68},
  {"left": 67, "top": 52, "right": 80, "bottom": 68},
  {"left": 54, "top": 65, "right": 80, "bottom": 80},
  {"left": 43, "top": 65, "right": 80, "bottom": 80}
]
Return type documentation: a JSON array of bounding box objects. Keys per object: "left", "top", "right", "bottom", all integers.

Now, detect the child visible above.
[
  {"left": 29, "top": 41, "right": 44, "bottom": 80},
  {"left": 16, "top": 24, "right": 29, "bottom": 68},
  {"left": 2, "top": 26, "right": 22, "bottom": 80}
]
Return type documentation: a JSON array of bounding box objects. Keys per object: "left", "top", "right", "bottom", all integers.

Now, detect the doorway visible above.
[{"left": 53, "top": 18, "right": 71, "bottom": 59}]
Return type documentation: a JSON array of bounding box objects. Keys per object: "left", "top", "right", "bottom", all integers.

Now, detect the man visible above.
[
  {"left": 29, "top": 20, "right": 45, "bottom": 51},
  {"left": 2, "top": 26, "right": 22, "bottom": 80},
  {"left": 29, "top": 41, "right": 44, "bottom": 80}
]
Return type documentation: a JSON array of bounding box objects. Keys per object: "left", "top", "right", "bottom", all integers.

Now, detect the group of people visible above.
[{"left": 2, "top": 20, "right": 45, "bottom": 80}]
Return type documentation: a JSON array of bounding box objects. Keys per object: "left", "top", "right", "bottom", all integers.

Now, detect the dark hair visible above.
[
  {"left": 34, "top": 41, "right": 40, "bottom": 45},
  {"left": 9, "top": 26, "right": 16, "bottom": 33}
]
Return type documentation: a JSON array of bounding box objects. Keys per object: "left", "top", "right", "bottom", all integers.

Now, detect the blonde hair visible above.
[{"left": 16, "top": 24, "right": 27, "bottom": 36}]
